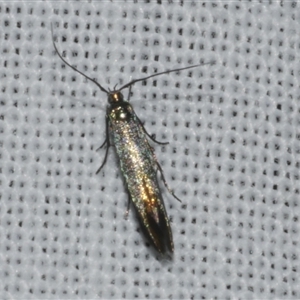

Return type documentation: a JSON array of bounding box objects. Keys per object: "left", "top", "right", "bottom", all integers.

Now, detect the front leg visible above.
[{"left": 96, "top": 115, "right": 111, "bottom": 174}]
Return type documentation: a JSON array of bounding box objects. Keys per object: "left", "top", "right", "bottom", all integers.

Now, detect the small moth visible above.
[{"left": 51, "top": 25, "right": 210, "bottom": 255}]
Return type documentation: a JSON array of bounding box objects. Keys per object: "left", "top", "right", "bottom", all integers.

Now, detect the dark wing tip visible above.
[{"left": 138, "top": 203, "right": 174, "bottom": 255}]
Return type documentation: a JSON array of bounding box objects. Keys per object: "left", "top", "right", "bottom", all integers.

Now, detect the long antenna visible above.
[
  {"left": 51, "top": 23, "right": 109, "bottom": 94},
  {"left": 51, "top": 23, "right": 215, "bottom": 95},
  {"left": 119, "top": 61, "right": 215, "bottom": 91}
]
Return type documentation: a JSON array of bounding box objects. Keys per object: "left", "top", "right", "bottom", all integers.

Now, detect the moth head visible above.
[{"left": 108, "top": 91, "right": 124, "bottom": 104}]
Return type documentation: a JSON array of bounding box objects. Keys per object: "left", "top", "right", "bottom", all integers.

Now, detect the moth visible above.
[{"left": 51, "top": 25, "right": 210, "bottom": 255}]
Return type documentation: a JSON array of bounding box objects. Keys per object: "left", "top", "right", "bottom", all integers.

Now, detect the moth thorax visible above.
[{"left": 111, "top": 104, "right": 133, "bottom": 121}]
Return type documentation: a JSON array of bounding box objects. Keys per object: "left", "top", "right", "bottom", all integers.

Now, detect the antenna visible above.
[
  {"left": 51, "top": 23, "right": 109, "bottom": 94},
  {"left": 51, "top": 23, "right": 215, "bottom": 95},
  {"left": 119, "top": 61, "right": 215, "bottom": 91}
]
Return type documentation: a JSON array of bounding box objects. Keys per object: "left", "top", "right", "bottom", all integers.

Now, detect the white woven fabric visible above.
[{"left": 0, "top": 1, "right": 299, "bottom": 299}]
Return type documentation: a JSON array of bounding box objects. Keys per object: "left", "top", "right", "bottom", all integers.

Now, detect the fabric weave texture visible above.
[{"left": 0, "top": 1, "right": 299, "bottom": 299}]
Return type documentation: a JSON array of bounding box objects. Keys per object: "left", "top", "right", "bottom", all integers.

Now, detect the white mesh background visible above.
[{"left": 0, "top": 1, "right": 299, "bottom": 299}]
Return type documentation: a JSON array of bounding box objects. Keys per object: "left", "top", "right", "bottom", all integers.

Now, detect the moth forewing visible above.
[{"left": 108, "top": 99, "right": 174, "bottom": 253}]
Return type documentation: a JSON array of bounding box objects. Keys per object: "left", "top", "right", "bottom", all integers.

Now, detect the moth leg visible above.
[
  {"left": 96, "top": 115, "right": 110, "bottom": 174},
  {"left": 124, "top": 195, "right": 132, "bottom": 220},
  {"left": 136, "top": 114, "right": 169, "bottom": 145},
  {"left": 127, "top": 84, "right": 133, "bottom": 101},
  {"left": 156, "top": 162, "right": 182, "bottom": 203},
  {"left": 96, "top": 139, "right": 107, "bottom": 151}
]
